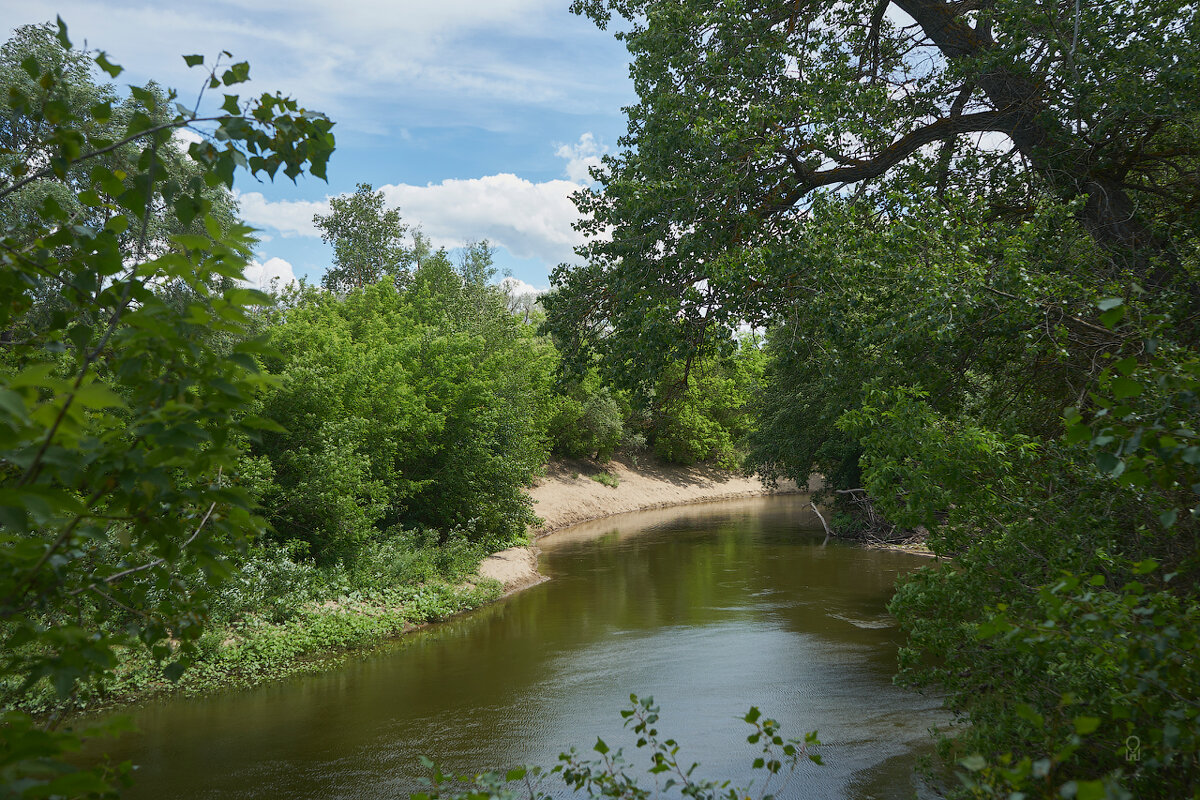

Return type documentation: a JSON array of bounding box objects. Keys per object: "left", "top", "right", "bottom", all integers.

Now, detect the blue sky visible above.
[{"left": 2, "top": 0, "right": 635, "bottom": 290}]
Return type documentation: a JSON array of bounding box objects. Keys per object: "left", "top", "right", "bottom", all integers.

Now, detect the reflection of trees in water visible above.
[
  {"left": 540, "top": 502, "right": 921, "bottom": 646},
  {"left": 105, "top": 498, "right": 935, "bottom": 800}
]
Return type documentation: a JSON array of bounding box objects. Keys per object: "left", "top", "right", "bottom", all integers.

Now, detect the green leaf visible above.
[
  {"left": 1062, "top": 780, "right": 1107, "bottom": 800},
  {"left": 1014, "top": 703, "right": 1043, "bottom": 726},
  {"left": 1099, "top": 305, "right": 1126, "bottom": 328},
  {"left": 222, "top": 61, "right": 251, "bottom": 86},
  {"left": 55, "top": 16, "right": 72, "bottom": 48},
  {"left": 7, "top": 362, "right": 58, "bottom": 389},
  {"left": 1110, "top": 377, "right": 1142, "bottom": 399},
  {"left": 94, "top": 51, "right": 123, "bottom": 78},
  {"left": 183, "top": 54, "right": 205, "bottom": 67},
  {"left": 959, "top": 754, "right": 987, "bottom": 772},
  {"left": 1112, "top": 356, "right": 1138, "bottom": 376},
  {"left": 170, "top": 233, "right": 215, "bottom": 251},
  {"left": 1094, "top": 452, "right": 1122, "bottom": 475},
  {"left": 44, "top": 769, "right": 111, "bottom": 796},
  {"left": 20, "top": 55, "right": 40, "bottom": 80},
  {"left": 1160, "top": 508, "right": 1178, "bottom": 528},
  {"left": 240, "top": 415, "right": 287, "bottom": 433},
  {"left": 1072, "top": 716, "right": 1100, "bottom": 735},
  {"left": 1097, "top": 297, "right": 1124, "bottom": 311},
  {"left": 73, "top": 383, "right": 126, "bottom": 410},
  {"left": 593, "top": 737, "right": 609, "bottom": 755},
  {"left": 89, "top": 101, "right": 113, "bottom": 123},
  {"left": 1065, "top": 424, "right": 1092, "bottom": 445},
  {"left": 0, "top": 389, "right": 30, "bottom": 424}
]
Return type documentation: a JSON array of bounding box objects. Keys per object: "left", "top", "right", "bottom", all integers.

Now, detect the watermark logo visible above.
[{"left": 1125, "top": 736, "right": 1141, "bottom": 762}]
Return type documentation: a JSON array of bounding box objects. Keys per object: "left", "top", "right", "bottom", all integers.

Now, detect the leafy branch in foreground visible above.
[
  {"left": 411, "top": 695, "right": 821, "bottom": 800},
  {"left": 1, "top": 19, "right": 333, "bottom": 798}
]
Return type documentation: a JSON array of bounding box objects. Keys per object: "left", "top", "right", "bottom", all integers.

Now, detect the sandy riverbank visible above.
[{"left": 477, "top": 455, "right": 806, "bottom": 592}]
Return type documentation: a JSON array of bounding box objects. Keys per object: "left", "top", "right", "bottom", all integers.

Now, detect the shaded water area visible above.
[{"left": 93, "top": 496, "right": 947, "bottom": 799}]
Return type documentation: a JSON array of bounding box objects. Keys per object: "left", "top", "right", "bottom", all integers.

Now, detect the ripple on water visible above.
[{"left": 92, "top": 496, "right": 948, "bottom": 800}]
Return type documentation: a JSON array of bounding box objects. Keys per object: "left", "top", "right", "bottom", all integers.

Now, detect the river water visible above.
[{"left": 95, "top": 496, "right": 946, "bottom": 799}]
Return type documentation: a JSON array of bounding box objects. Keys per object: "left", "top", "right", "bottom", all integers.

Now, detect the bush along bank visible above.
[{"left": 6, "top": 535, "right": 503, "bottom": 718}]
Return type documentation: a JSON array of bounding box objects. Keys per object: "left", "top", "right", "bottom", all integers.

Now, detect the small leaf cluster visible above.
[
  {"left": 1065, "top": 297, "right": 1200, "bottom": 529},
  {"left": 253, "top": 250, "right": 556, "bottom": 562},
  {"left": 410, "top": 695, "right": 821, "bottom": 800}
]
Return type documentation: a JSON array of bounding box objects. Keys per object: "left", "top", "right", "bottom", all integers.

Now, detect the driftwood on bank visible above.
[{"left": 833, "top": 488, "right": 927, "bottom": 547}]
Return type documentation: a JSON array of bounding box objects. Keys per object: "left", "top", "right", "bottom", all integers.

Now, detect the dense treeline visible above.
[
  {"left": 253, "top": 249, "right": 555, "bottom": 562},
  {"left": 546, "top": 0, "right": 1200, "bottom": 797}
]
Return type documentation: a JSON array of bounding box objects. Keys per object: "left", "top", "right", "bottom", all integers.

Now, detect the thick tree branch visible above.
[
  {"left": 894, "top": 0, "right": 1157, "bottom": 257},
  {"left": 766, "top": 109, "right": 1020, "bottom": 213}
]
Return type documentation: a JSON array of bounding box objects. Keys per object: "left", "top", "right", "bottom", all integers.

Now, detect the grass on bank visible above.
[
  {"left": 589, "top": 471, "right": 620, "bottom": 488},
  {"left": 4, "top": 531, "right": 505, "bottom": 717}
]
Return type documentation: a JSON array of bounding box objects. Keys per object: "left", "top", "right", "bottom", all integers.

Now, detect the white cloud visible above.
[
  {"left": 173, "top": 127, "right": 205, "bottom": 148},
  {"left": 555, "top": 132, "right": 607, "bottom": 183},
  {"left": 242, "top": 256, "right": 297, "bottom": 291},
  {"left": 235, "top": 191, "right": 324, "bottom": 238},
  {"left": 498, "top": 276, "right": 545, "bottom": 297},
  {"left": 236, "top": 174, "right": 587, "bottom": 265},
  {"left": 381, "top": 174, "right": 585, "bottom": 264},
  {"left": 8, "top": 0, "right": 629, "bottom": 133}
]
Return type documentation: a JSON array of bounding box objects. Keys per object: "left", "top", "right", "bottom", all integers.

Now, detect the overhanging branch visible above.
[{"left": 765, "top": 108, "right": 1020, "bottom": 214}]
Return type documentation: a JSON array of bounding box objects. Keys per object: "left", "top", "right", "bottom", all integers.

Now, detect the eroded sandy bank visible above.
[{"left": 477, "top": 455, "right": 806, "bottom": 592}]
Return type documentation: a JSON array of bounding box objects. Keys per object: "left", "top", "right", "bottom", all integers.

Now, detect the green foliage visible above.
[
  {"left": 589, "top": 471, "right": 619, "bottom": 489},
  {"left": 4, "top": 531, "right": 501, "bottom": 714},
  {"left": 315, "top": 182, "right": 410, "bottom": 293},
  {"left": 547, "top": 378, "right": 625, "bottom": 461},
  {"left": 0, "top": 20, "right": 333, "bottom": 797},
  {"left": 255, "top": 261, "right": 554, "bottom": 561},
  {"left": 544, "top": 332, "right": 763, "bottom": 469},
  {"left": 554, "top": 0, "right": 1200, "bottom": 797},
  {"left": 183, "top": 578, "right": 501, "bottom": 693},
  {"left": 412, "top": 695, "right": 821, "bottom": 800},
  {"left": 950, "top": 565, "right": 1200, "bottom": 799},
  {"left": 1065, "top": 300, "right": 1200, "bottom": 531},
  {"left": 650, "top": 336, "right": 764, "bottom": 468}
]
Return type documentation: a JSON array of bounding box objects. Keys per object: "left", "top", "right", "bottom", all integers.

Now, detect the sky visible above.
[{"left": 1, "top": 0, "right": 635, "bottom": 292}]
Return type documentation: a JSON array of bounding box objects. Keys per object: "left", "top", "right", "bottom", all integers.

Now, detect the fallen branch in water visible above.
[{"left": 811, "top": 501, "right": 832, "bottom": 545}]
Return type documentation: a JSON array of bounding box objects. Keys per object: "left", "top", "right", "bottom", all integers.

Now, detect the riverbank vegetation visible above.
[
  {"left": 3, "top": 0, "right": 1198, "bottom": 795},
  {"left": 0, "top": 21, "right": 768, "bottom": 797},
  {"left": 549, "top": 0, "right": 1200, "bottom": 797}
]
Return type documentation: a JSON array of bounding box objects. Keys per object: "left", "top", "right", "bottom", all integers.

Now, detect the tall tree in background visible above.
[{"left": 314, "top": 182, "right": 410, "bottom": 293}]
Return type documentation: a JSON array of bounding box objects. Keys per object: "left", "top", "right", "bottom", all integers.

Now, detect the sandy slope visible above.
[{"left": 477, "top": 455, "right": 804, "bottom": 592}]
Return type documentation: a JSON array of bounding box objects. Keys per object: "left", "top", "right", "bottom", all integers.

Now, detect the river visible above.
[{"left": 94, "top": 495, "right": 947, "bottom": 799}]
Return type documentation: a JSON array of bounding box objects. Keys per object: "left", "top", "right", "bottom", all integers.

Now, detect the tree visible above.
[
  {"left": 314, "top": 182, "right": 410, "bottom": 293},
  {"left": 0, "top": 20, "right": 333, "bottom": 796},
  {"left": 1, "top": 24, "right": 243, "bottom": 334},
  {"left": 550, "top": 1, "right": 1200, "bottom": 796},
  {"left": 550, "top": 0, "right": 1200, "bottom": 385},
  {"left": 253, "top": 258, "right": 556, "bottom": 561}
]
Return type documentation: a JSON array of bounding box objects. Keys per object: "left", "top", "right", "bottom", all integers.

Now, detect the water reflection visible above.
[{"left": 92, "top": 496, "right": 946, "bottom": 800}]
